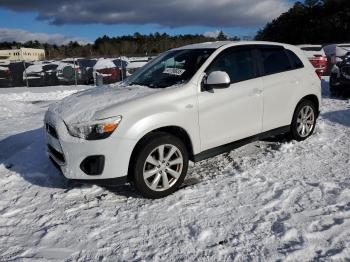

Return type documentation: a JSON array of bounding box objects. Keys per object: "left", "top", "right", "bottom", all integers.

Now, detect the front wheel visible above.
[
  {"left": 290, "top": 100, "right": 317, "bottom": 141},
  {"left": 130, "top": 133, "right": 189, "bottom": 198}
]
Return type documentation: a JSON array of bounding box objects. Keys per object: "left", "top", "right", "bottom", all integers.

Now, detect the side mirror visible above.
[{"left": 203, "top": 71, "right": 231, "bottom": 91}]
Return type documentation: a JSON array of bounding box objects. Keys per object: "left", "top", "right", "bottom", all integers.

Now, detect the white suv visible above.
[{"left": 45, "top": 41, "right": 321, "bottom": 198}]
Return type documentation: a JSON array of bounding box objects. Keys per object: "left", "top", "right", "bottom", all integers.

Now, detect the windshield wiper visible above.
[{"left": 128, "top": 81, "right": 152, "bottom": 88}]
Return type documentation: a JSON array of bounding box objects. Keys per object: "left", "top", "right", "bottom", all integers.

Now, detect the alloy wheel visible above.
[
  {"left": 143, "top": 144, "right": 184, "bottom": 191},
  {"left": 296, "top": 105, "right": 315, "bottom": 138}
]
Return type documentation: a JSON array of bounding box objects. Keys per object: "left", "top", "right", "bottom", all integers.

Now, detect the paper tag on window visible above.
[{"left": 163, "top": 67, "right": 185, "bottom": 76}]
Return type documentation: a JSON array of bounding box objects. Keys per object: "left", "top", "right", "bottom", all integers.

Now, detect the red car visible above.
[
  {"left": 298, "top": 45, "right": 328, "bottom": 78},
  {"left": 94, "top": 58, "right": 126, "bottom": 84}
]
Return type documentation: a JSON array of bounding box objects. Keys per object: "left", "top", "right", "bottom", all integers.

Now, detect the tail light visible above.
[
  {"left": 310, "top": 55, "right": 327, "bottom": 68},
  {"left": 4, "top": 69, "right": 11, "bottom": 76},
  {"left": 111, "top": 68, "right": 119, "bottom": 80}
]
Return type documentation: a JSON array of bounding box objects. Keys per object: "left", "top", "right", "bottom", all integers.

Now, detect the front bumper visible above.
[{"left": 44, "top": 111, "right": 136, "bottom": 181}]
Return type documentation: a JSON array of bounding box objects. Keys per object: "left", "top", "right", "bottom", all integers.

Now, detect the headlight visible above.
[{"left": 66, "top": 116, "right": 122, "bottom": 140}]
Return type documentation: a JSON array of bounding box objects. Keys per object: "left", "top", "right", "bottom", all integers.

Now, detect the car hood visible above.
[{"left": 48, "top": 84, "right": 160, "bottom": 124}]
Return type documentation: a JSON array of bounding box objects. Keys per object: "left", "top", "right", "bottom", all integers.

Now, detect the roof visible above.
[
  {"left": 173, "top": 41, "right": 294, "bottom": 51},
  {"left": 174, "top": 41, "right": 233, "bottom": 50},
  {"left": 297, "top": 44, "right": 322, "bottom": 48}
]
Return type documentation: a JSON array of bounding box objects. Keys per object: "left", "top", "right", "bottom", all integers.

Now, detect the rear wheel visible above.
[
  {"left": 130, "top": 133, "right": 189, "bottom": 198},
  {"left": 290, "top": 100, "right": 317, "bottom": 141}
]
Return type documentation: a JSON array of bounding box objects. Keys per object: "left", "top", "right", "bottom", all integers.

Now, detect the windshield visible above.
[
  {"left": 79, "top": 59, "right": 97, "bottom": 68},
  {"left": 126, "top": 48, "right": 214, "bottom": 88}
]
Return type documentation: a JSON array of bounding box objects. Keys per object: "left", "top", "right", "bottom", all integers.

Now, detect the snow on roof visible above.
[
  {"left": 0, "top": 61, "right": 10, "bottom": 66},
  {"left": 174, "top": 41, "right": 295, "bottom": 51},
  {"left": 175, "top": 41, "right": 233, "bottom": 50},
  {"left": 297, "top": 44, "right": 322, "bottom": 48},
  {"left": 25, "top": 64, "right": 44, "bottom": 74},
  {"left": 93, "top": 58, "right": 116, "bottom": 70},
  {"left": 126, "top": 61, "right": 148, "bottom": 69},
  {"left": 128, "top": 57, "right": 149, "bottom": 62}
]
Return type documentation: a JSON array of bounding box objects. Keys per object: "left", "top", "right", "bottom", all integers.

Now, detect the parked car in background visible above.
[
  {"left": 112, "top": 58, "right": 128, "bottom": 81},
  {"left": 0, "top": 62, "right": 12, "bottom": 87},
  {"left": 93, "top": 58, "right": 123, "bottom": 84},
  {"left": 57, "top": 58, "right": 97, "bottom": 85},
  {"left": 126, "top": 58, "right": 150, "bottom": 76},
  {"left": 329, "top": 53, "right": 350, "bottom": 96},
  {"left": 24, "top": 62, "right": 59, "bottom": 86},
  {"left": 298, "top": 45, "right": 327, "bottom": 78},
  {"left": 323, "top": 43, "right": 350, "bottom": 65},
  {"left": 11, "top": 62, "right": 33, "bottom": 86},
  {"left": 45, "top": 41, "right": 321, "bottom": 198}
]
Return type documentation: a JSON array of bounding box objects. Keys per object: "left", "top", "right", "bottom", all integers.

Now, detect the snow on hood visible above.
[
  {"left": 94, "top": 58, "right": 116, "bottom": 70},
  {"left": 48, "top": 84, "right": 160, "bottom": 124}
]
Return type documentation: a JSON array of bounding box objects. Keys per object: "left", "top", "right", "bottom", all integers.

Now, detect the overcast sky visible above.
[{"left": 0, "top": 0, "right": 299, "bottom": 45}]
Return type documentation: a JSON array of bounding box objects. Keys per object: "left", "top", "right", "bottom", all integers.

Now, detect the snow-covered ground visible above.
[{"left": 0, "top": 79, "right": 349, "bottom": 261}]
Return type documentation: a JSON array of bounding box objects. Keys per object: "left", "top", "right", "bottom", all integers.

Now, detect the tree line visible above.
[
  {"left": 0, "top": 31, "right": 239, "bottom": 59},
  {"left": 255, "top": 0, "right": 350, "bottom": 44}
]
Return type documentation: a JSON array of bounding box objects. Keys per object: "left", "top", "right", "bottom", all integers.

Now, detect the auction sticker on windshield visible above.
[{"left": 163, "top": 68, "right": 185, "bottom": 76}]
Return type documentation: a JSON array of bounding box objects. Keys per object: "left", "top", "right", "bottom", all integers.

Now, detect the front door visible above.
[{"left": 197, "top": 47, "right": 263, "bottom": 151}]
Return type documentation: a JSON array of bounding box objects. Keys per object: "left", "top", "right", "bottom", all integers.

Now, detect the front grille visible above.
[
  {"left": 46, "top": 123, "right": 58, "bottom": 139},
  {"left": 341, "top": 66, "right": 350, "bottom": 79},
  {"left": 48, "top": 144, "right": 65, "bottom": 164}
]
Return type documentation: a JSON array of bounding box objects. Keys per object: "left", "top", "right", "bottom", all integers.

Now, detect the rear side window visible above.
[
  {"left": 286, "top": 50, "right": 304, "bottom": 69},
  {"left": 206, "top": 47, "right": 256, "bottom": 84},
  {"left": 301, "top": 47, "right": 322, "bottom": 51},
  {"left": 260, "top": 48, "right": 292, "bottom": 76}
]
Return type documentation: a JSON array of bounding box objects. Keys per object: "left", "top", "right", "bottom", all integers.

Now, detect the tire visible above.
[
  {"left": 329, "top": 75, "right": 340, "bottom": 97},
  {"left": 130, "top": 132, "right": 189, "bottom": 198},
  {"left": 330, "top": 83, "right": 340, "bottom": 97},
  {"left": 290, "top": 100, "right": 317, "bottom": 141}
]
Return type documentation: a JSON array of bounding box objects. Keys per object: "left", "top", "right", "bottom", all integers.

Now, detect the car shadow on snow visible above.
[
  {"left": 0, "top": 128, "right": 69, "bottom": 189},
  {"left": 0, "top": 127, "right": 143, "bottom": 197},
  {"left": 322, "top": 109, "right": 350, "bottom": 128}
]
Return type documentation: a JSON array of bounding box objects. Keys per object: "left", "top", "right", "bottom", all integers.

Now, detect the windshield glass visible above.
[{"left": 126, "top": 49, "right": 214, "bottom": 88}]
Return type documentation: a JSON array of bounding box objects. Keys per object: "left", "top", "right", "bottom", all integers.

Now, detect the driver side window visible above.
[{"left": 206, "top": 47, "right": 256, "bottom": 84}]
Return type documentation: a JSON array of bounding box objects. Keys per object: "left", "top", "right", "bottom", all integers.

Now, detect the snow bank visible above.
[{"left": 0, "top": 90, "right": 79, "bottom": 102}]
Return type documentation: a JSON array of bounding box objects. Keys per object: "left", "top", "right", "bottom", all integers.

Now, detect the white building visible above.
[{"left": 0, "top": 47, "right": 45, "bottom": 61}]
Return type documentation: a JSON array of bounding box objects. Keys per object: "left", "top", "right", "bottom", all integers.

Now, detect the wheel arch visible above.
[
  {"left": 127, "top": 126, "right": 195, "bottom": 180},
  {"left": 296, "top": 94, "right": 320, "bottom": 118}
]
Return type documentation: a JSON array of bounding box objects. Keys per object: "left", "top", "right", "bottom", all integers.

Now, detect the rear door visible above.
[
  {"left": 197, "top": 46, "right": 263, "bottom": 151},
  {"left": 257, "top": 46, "right": 299, "bottom": 131}
]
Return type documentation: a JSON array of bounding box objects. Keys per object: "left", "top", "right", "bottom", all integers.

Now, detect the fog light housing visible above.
[{"left": 80, "top": 155, "right": 105, "bottom": 176}]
